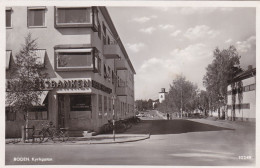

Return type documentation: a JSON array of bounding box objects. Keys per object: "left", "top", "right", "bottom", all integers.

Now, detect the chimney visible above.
[
  {"left": 161, "top": 88, "right": 165, "bottom": 93},
  {"left": 248, "top": 65, "right": 253, "bottom": 70}
]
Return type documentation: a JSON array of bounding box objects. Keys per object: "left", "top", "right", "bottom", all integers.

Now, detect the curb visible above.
[
  {"left": 6, "top": 134, "right": 150, "bottom": 145},
  {"left": 89, "top": 134, "right": 150, "bottom": 144}
]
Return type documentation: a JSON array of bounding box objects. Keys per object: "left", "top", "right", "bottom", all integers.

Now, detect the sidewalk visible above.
[
  {"left": 6, "top": 134, "right": 150, "bottom": 145},
  {"left": 187, "top": 118, "right": 255, "bottom": 130}
]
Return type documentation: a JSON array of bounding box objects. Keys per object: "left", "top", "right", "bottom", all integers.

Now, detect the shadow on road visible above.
[{"left": 123, "top": 119, "right": 234, "bottom": 135}]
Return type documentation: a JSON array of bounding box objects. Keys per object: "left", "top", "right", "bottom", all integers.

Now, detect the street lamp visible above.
[{"left": 112, "top": 95, "right": 116, "bottom": 141}]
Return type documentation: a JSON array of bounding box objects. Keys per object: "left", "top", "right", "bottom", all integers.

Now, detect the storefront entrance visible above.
[{"left": 57, "top": 94, "right": 92, "bottom": 130}]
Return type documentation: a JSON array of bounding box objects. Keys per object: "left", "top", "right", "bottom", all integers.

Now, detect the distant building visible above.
[
  {"left": 159, "top": 88, "right": 167, "bottom": 103},
  {"left": 226, "top": 66, "right": 256, "bottom": 121},
  {"left": 152, "top": 99, "right": 159, "bottom": 109}
]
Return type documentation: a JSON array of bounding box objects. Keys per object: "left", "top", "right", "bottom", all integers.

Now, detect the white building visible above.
[
  {"left": 159, "top": 88, "right": 167, "bottom": 103},
  {"left": 226, "top": 66, "right": 256, "bottom": 121}
]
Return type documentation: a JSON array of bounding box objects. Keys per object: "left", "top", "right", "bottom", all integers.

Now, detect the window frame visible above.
[
  {"left": 6, "top": 107, "right": 16, "bottom": 121},
  {"left": 55, "top": 6, "right": 94, "bottom": 28},
  {"left": 6, "top": 8, "right": 12, "bottom": 28},
  {"left": 28, "top": 106, "right": 48, "bottom": 120},
  {"left": 27, "top": 7, "right": 46, "bottom": 28},
  {"left": 55, "top": 48, "right": 95, "bottom": 71}
]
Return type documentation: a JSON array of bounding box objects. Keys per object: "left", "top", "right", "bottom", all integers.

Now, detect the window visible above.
[
  {"left": 227, "top": 103, "right": 250, "bottom": 110},
  {"left": 102, "top": 22, "right": 106, "bottom": 35},
  {"left": 55, "top": 48, "right": 94, "bottom": 71},
  {"left": 98, "top": 21, "right": 101, "bottom": 39},
  {"left": 6, "top": 8, "right": 12, "bottom": 28},
  {"left": 107, "top": 36, "right": 110, "bottom": 45},
  {"left": 104, "top": 64, "right": 107, "bottom": 78},
  {"left": 249, "top": 84, "right": 255, "bottom": 91},
  {"left": 6, "top": 107, "right": 16, "bottom": 121},
  {"left": 56, "top": 7, "right": 92, "bottom": 27},
  {"left": 70, "top": 95, "right": 91, "bottom": 111},
  {"left": 104, "top": 96, "right": 107, "bottom": 112},
  {"left": 103, "top": 35, "right": 107, "bottom": 45},
  {"left": 98, "top": 95, "right": 102, "bottom": 112},
  {"left": 244, "top": 85, "right": 250, "bottom": 92},
  {"left": 92, "top": 7, "right": 99, "bottom": 32},
  {"left": 28, "top": 7, "right": 46, "bottom": 27},
  {"left": 28, "top": 106, "right": 48, "bottom": 120},
  {"left": 108, "top": 97, "right": 112, "bottom": 112}
]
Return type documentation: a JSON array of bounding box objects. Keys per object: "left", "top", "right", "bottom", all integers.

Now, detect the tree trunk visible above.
[
  {"left": 25, "top": 110, "right": 29, "bottom": 141},
  {"left": 218, "top": 108, "right": 220, "bottom": 119}
]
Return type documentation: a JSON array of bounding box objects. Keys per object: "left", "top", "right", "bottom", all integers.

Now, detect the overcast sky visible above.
[{"left": 108, "top": 7, "right": 256, "bottom": 100}]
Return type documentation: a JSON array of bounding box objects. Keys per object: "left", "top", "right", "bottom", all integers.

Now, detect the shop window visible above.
[
  {"left": 6, "top": 107, "right": 16, "bottom": 121},
  {"left": 55, "top": 7, "right": 92, "bottom": 27},
  {"left": 55, "top": 48, "right": 94, "bottom": 71},
  {"left": 28, "top": 7, "right": 46, "bottom": 27},
  {"left": 28, "top": 106, "right": 48, "bottom": 120},
  {"left": 70, "top": 95, "right": 91, "bottom": 111},
  {"left": 6, "top": 8, "right": 12, "bottom": 28}
]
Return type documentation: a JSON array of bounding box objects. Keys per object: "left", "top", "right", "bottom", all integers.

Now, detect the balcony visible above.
[
  {"left": 103, "top": 44, "right": 121, "bottom": 59},
  {"left": 115, "top": 59, "right": 128, "bottom": 70},
  {"left": 116, "top": 86, "right": 127, "bottom": 96}
]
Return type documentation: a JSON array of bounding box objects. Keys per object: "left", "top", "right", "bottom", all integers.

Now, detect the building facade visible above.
[
  {"left": 226, "top": 66, "right": 256, "bottom": 121},
  {"left": 6, "top": 6, "right": 136, "bottom": 138},
  {"left": 159, "top": 88, "right": 167, "bottom": 103}
]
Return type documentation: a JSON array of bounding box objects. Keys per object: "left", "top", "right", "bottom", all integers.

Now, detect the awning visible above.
[
  {"left": 32, "top": 49, "right": 46, "bottom": 66},
  {"left": 6, "top": 50, "right": 12, "bottom": 70},
  {"left": 6, "top": 91, "right": 49, "bottom": 107},
  {"left": 55, "top": 48, "right": 93, "bottom": 53},
  {"left": 32, "top": 91, "right": 49, "bottom": 105}
]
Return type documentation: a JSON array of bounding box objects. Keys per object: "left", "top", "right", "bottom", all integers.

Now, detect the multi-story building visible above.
[
  {"left": 226, "top": 66, "right": 256, "bottom": 121},
  {"left": 5, "top": 6, "right": 136, "bottom": 138}
]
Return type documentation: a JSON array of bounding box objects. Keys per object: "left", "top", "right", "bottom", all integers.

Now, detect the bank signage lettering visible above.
[
  {"left": 6, "top": 79, "right": 112, "bottom": 94},
  {"left": 92, "top": 80, "right": 112, "bottom": 94}
]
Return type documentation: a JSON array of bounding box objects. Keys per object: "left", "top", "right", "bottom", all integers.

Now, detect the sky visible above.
[{"left": 107, "top": 7, "right": 256, "bottom": 100}]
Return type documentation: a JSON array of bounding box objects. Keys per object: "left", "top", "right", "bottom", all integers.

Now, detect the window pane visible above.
[
  {"left": 28, "top": 9, "right": 45, "bottom": 26},
  {"left": 58, "top": 52, "right": 92, "bottom": 68},
  {"left": 70, "top": 95, "right": 91, "bottom": 111},
  {"left": 57, "top": 8, "right": 91, "bottom": 24},
  {"left": 6, "top": 10, "right": 11, "bottom": 27}
]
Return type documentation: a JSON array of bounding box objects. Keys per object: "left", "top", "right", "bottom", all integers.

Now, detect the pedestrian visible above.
[{"left": 167, "top": 113, "right": 170, "bottom": 120}]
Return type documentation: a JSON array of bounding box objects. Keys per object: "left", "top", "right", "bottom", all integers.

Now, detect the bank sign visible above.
[{"left": 6, "top": 79, "right": 112, "bottom": 94}]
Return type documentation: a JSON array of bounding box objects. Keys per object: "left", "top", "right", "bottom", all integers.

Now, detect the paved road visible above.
[{"left": 6, "top": 111, "right": 255, "bottom": 166}]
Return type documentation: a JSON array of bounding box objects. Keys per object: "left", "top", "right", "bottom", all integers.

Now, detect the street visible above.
[{"left": 6, "top": 110, "right": 255, "bottom": 166}]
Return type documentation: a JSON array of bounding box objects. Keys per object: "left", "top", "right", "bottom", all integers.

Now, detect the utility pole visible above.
[
  {"left": 181, "top": 81, "right": 183, "bottom": 118},
  {"left": 112, "top": 95, "right": 116, "bottom": 141}
]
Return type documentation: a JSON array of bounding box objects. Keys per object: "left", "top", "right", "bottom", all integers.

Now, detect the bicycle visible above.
[{"left": 33, "top": 122, "right": 69, "bottom": 143}]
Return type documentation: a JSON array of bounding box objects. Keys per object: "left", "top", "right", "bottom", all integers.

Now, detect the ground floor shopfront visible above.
[{"left": 6, "top": 79, "right": 135, "bottom": 138}]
